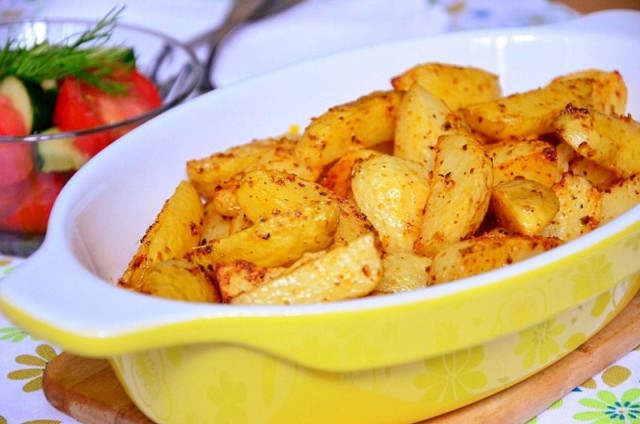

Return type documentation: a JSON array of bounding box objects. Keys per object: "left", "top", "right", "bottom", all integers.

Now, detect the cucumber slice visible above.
[
  {"left": 35, "top": 128, "right": 89, "bottom": 172},
  {"left": 40, "top": 79, "right": 58, "bottom": 91},
  {"left": 0, "top": 75, "right": 57, "bottom": 133}
]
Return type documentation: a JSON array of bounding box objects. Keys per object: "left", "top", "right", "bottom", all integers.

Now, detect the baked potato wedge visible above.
[
  {"left": 231, "top": 234, "right": 381, "bottom": 305},
  {"left": 541, "top": 173, "right": 601, "bottom": 241},
  {"left": 295, "top": 90, "right": 403, "bottom": 169},
  {"left": 461, "top": 78, "right": 596, "bottom": 140},
  {"left": 394, "top": 83, "right": 471, "bottom": 170},
  {"left": 215, "top": 260, "right": 271, "bottom": 303},
  {"left": 333, "top": 197, "right": 376, "bottom": 247},
  {"left": 140, "top": 259, "right": 220, "bottom": 303},
  {"left": 201, "top": 201, "right": 231, "bottom": 243},
  {"left": 486, "top": 138, "right": 557, "bottom": 187},
  {"left": 318, "top": 149, "right": 382, "bottom": 198},
  {"left": 375, "top": 251, "right": 431, "bottom": 294},
  {"left": 208, "top": 174, "right": 244, "bottom": 217},
  {"left": 600, "top": 174, "right": 640, "bottom": 224},
  {"left": 553, "top": 105, "right": 640, "bottom": 178},
  {"left": 189, "top": 201, "right": 339, "bottom": 268},
  {"left": 568, "top": 154, "right": 619, "bottom": 190},
  {"left": 555, "top": 141, "right": 575, "bottom": 179},
  {"left": 235, "top": 169, "right": 337, "bottom": 223},
  {"left": 187, "top": 134, "right": 316, "bottom": 199},
  {"left": 119, "top": 180, "right": 203, "bottom": 290},
  {"left": 228, "top": 211, "right": 253, "bottom": 234},
  {"left": 416, "top": 134, "right": 493, "bottom": 257},
  {"left": 351, "top": 154, "right": 430, "bottom": 253},
  {"left": 390, "top": 62, "right": 501, "bottom": 109},
  {"left": 490, "top": 179, "right": 560, "bottom": 236},
  {"left": 550, "top": 69, "right": 627, "bottom": 115},
  {"left": 429, "top": 232, "right": 561, "bottom": 285}
]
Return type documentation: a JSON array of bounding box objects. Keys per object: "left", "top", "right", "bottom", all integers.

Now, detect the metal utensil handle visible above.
[
  {"left": 198, "top": 0, "right": 272, "bottom": 92},
  {"left": 150, "top": 0, "right": 302, "bottom": 95}
]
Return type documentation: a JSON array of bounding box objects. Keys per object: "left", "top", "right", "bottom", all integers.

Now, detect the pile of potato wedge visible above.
[{"left": 118, "top": 63, "right": 640, "bottom": 305}]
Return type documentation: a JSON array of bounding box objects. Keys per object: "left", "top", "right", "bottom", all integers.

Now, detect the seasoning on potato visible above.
[{"left": 120, "top": 63, "right": 640, "bottom": 305}]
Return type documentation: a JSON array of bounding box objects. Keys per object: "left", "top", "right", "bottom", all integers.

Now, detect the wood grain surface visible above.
[{"left": 558, "top": 0, "right": 640, "bottom": 13}]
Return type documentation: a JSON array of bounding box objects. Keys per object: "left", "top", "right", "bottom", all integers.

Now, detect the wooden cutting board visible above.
[{"left": 43, "top": 291, "right": 640, "bottom": 424}]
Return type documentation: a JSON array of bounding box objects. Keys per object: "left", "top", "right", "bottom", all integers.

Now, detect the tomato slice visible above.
[
  {"left": 0, "top": 171, "right": 68, "bottom": 234},
  {"left": 0, "top": 94, "right": 29, "bottom": 136},
  {"left": 52, "top": 70, "right": 162, "bottom": 157},
  {"left": 0, "top": 142, "right": 33, "bottom": 186},
  {"left": 0, "top": 94, "right": 34, "bottom": 189},
  {"left": 94, "top": 70, "right": 163, "bottom": 124},
  {"left": 0, "top": 179, "right": 30, "bottom": 221}
]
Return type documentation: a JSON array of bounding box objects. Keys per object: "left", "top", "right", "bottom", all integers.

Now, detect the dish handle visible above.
[{"left": 0, "top": 240, "right": 207, "bottom": 357}]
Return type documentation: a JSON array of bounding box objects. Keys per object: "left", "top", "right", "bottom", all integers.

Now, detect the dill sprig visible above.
[{"left": 0, "top": 7, "right": 136, "bottom": 94}]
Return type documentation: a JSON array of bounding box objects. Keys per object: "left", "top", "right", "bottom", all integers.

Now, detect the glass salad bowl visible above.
[{"left": 0, "top": 16, "right": 202, "bottom": 256}]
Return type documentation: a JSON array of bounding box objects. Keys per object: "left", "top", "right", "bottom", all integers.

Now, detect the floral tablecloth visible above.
[{"left": 1, "top": 0, "right": 640, "bottom": 423}]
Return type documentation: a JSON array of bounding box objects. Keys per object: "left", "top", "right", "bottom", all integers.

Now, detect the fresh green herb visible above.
[{"left": 0, "top": 7, "right": 135, "bottom": 94}]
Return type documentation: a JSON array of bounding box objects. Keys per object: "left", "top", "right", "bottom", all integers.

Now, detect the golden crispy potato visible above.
[
  {"left": 187, "top": 135, "right": 317, "bottom": 200},
  {"left": 555, "top": 139, "right": 619, "bottom": 189},
  {"left": 209, "top": 174, "right": 243, "bottom": 217},
  {"left": 123, "top": 66, "right": 639, "bottom": 305},
  {"left": 231, "top": 234, "right": 382, "bottom": 305},
  {"left": 391, "top": 62, "right": 501, "bottom": 109},
  {"left": 119, "top": 180, "right": 203, "bottom": 290},
  {"left": 375, "top": 251, "right": 431, "bottom": 294},
  {"left": 212, "top": 168, "right": 338, "bottom": 219},
  {"left": 461, "top": 78, "right": 596, "bottom": 140},
  {"left": 217, "top": 251, "right": 330, "bottom": 303},
  {"left": 188, "top": 201, "right": 339, "bottom": 268},
  {"left": 555, "top": 140, "right": 575, "bottom": 179},
  {"left": 490, "top": 179, "right": 560, "bottom": 236},
  {"left": 318, "top": 149, "right": 382, "bottom": 198},
  {"left": 553, "top": 105, "right": 640, "bottom": 178},
  {"left": 541, "top": 173, "right": 601, "bottom": 241},
  {"left": 416, "top": 134, "right": 493, "bottom": 257},
  {"left": 600, "top": 174, "right": 640, "bottom": 224},
  {"left": 295, "top": 90, "right": 403, "bottom": 169},
  {"left": 333, "top": 197, "right": 376, "bottom": 247},
  {"left": 228, "top": 211, "right": 253, "bottom": 234},
  {"left": 351, "top": 154, "right": 430, "bottom": 253},
  {"left": 568, "top": 155, "right": 619, "bottom": 190},
  {"left": 486, "top": 138, "right": 557, "bottom": 187},
  {"left": 140, "top": 259, "right": 220, "bottom": 303},
  {"left": 394, "top": 83, "right": 471, "bottom": 170},
  {"left": 550, "top": 69, "right": 627, "bottom": 115},
  {"left": 235, "top": 169, "right": 336, "bottom": 223},
  {"left": 201, "top": 201, "right": 230, "bottom": 243},
  {"left": 215, "top": 260, "right": 270, "bottom": 303},
  {"left": 429, "top": 231, "right": 561, "bottom": 284}
]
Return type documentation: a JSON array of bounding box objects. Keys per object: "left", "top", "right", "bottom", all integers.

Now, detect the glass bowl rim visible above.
[{"left": 0, "top": 16, "right": 203, "bottom": 143}]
